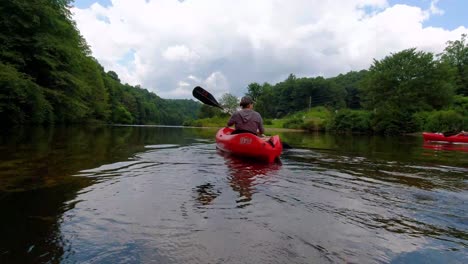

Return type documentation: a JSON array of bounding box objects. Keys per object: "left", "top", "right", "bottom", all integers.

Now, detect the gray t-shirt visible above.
[{"left": 227, "top": 109, "right": 264, "bottom": 134}]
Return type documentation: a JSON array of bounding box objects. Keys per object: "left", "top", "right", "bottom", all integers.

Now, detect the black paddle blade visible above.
[
  {"left": 281, "top": 141, "right": 293, "bottom": 149},
  {"left": 192, "top": 86, "right": 223, "bottom": 109},
  {"left": 443, "top": 130, "right": 459, "bottom": 137}
]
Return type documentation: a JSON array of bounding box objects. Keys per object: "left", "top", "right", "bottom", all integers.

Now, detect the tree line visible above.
[
  {"left": 199, "top": 34, "right": 467, "bottom": 134},
  {"left": 0, "top": 0, "right": 199, "bottom": 125},
  {"left": 237, "top": 34, "right": 467, "bottom": 134}
]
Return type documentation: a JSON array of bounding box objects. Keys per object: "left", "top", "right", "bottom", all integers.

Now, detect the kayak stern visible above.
[{"left": 216, "top": 127, "right": 283, "bottom": 162}]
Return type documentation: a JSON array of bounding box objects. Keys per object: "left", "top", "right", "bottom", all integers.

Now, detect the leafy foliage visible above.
[
  {"left": 219, "top": 93, "right": 238, "bottom": 114},
  {"left": 414, "top": 110, "right": 466, "bottom": 132},
  {"left": 0, "top": 63, "right": 52, "bottom": 124},
  {"left": 244, "top": 39, "right": 466, "bottom": 134},
  {"left": 253, "top": 74, "right": 346, "bottom": 118},
  {"left": 330, "top": 70, "right": 368, "bottom": 109},
  {"left": 452, "top": 95, "right": 468, "bottom": 117},
  {"left": 359, "top": 48, "right": 455, "bottom": 133},
  {"left": 273, "top": 107, "right": 331, "bottom": 131},
  {"left": 440, "top": 34, "right": 468, "bottom": 96},
  {"left": 283, "top": 117, "right": 304, "bottom": 129},
  {"left": 361, "top": 48, "right": 454, "bottom": 113},
  {"left": 0, "top": 0, "right": 199, "bottom": 125},
  {"left": 197, "top": 104, "right": 222, "bottom": 119},
  {"left": 329, "top": 109, "right": 372, "bottom": 133},
  {"left": 246, "top": 82, "right": 263, "bottom": 101}
]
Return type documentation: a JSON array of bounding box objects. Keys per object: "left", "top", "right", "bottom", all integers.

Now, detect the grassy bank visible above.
[
  {"left": 184, "top": 102, "right": 467, "bottom": 134},
  {"left": 183, "top": 107, "right": 331, "bottom": 131},
  {"left": 265, "top": 107, "right": 331, "bottom": 131}
]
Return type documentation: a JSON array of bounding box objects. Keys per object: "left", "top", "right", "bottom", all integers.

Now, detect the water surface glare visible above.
[{"left": 0, "top": 126, "right": 466, "bottom": 263}]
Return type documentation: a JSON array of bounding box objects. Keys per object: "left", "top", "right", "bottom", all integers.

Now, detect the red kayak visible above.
[
  {"left": 216, "top": 127, "right": 283, "bottom": 162},
  {"left": 422, "top": 132, "right": 468, "bottom": 143}
]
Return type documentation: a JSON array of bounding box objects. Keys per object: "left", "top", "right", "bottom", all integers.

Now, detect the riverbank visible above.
[
  {"left": 183, "top": 107, "right": 329, "bottom": 131},
  {"left": 185, "top": 104, "right": 467, "bottom": 135}
]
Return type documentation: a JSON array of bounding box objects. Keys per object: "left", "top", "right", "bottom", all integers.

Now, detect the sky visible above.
[{"left": 71, "top": 0, "right": 468, "bottom": 99}]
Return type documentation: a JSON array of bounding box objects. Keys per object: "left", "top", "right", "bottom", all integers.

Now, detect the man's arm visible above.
[
  {"left": 227, "top": 113, "right": 237, "bottom": 127},
  {"left": 258, "top": 115, "right": 265, "bottom": 135}
]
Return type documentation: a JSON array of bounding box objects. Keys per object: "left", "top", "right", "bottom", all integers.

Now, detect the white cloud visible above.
[
  {"left": 204, "top": 71, "right": 230, "bottom": 98},
  {"left": 72, "top": 0, "right": 467, "bottom": 99},
  {"left": 163, "top": 45, "right": 200, "bottom": 62},
  {"left": 429, "top": 0, "right": 444, "bottom": 15},
  {"left": 178, "top": 81, "right": 190, "bottom": 87},
  {"left": 187, "top": 75, "right": 200, "bottom": 82}
]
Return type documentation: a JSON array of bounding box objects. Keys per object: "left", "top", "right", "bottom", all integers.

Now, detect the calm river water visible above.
[{"left": 0, "top": 125, "right": 466, "bottom": 263}]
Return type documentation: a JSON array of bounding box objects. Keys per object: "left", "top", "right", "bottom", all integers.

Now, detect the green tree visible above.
[
  {"left": 0, "top": 0, "right": 102, "bottom": 123},
  {"left": 331, "top": 70, "right": 368, "bottom": 109},
  {"left": 0, "top": 63, "right": 52, "bottom": 123},
  {"left": 363, "top": 48, "right": 455, "bottom": 111},
  {"left": 253, "top": 74, "right": 347, "bottom": 118},
  {"left": 440, "top": 34, "right": 468, "bottom": 96},
  {"left": 361, "top": 48, "right": 455, "bottom": 133},
  {"left": 107, "top": 71, "right": 121, "bottom": 82},
  {"left": 246, "top": 82, "right": 263, "bottom": 101},
  {"left": 254, "top": 82, "right": 274, "bottom": 117},
  {"left": 219, "top": 93, "right": 238, "bottom": 114},
  {"left": 197, "top": 104, "right": 219, "bottom": 118},
  {"left": 0, "top": 0, "right": 201, "bottom": 126}
]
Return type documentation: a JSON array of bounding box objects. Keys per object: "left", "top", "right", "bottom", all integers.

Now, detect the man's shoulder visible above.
[{"left": 253, "top": 111, "right": 262, "bottom": 118}]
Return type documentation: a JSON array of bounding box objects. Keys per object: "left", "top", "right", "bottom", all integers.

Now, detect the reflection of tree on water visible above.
[
  {"left": 194, "top": 183, "right": 220, "bottom": 205},
  {"left": 0, "top": 180, "right": 90, "bottom": 263},
  {"left": 218, "top": 150, "right": 281, "bottom": 208},
  {"left": 1, "top": 125, "right": 204, "bottom": 263}
]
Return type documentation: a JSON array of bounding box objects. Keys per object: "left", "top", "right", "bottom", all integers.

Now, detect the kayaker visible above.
[{"left": 227, "top": 96, "right": 265, "bottom": 137}]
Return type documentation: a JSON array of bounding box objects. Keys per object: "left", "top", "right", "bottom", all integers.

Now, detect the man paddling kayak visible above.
[{"left": 227, "top": 96, "right": 265, "bottom": 137}]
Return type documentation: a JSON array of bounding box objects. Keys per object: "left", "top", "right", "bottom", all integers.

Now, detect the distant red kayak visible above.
[
  {"left": 216, "top": 127, "right": 283, "bottom": 162},
  {"left": 422, "top": 132, "right": 468, "bottom": 143}
]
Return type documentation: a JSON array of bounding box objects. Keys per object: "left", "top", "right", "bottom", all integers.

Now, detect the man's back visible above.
[{"left": 227, "top": 109, "right": 264, "bottom": 135}]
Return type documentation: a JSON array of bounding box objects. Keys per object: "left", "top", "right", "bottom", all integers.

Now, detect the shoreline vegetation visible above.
[
  {"left": 0, "top": 1, "right": 467, "bottom": 135},
  {"left": 183, "top": 103, "right": 467, "bottom": 135}
]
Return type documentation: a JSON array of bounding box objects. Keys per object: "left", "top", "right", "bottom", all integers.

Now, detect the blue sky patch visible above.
[
  {"left": 118, "top": 49, "right": 136, "bottom": 66},
  {"left": 73, "top": 0, "right": 112, "bottom": 9},
  {"left": 388, "top": 0, "right": 468, "bottom": 30},
  {"left": 96, "top": 14, "right": 110, "bottom": 24}
]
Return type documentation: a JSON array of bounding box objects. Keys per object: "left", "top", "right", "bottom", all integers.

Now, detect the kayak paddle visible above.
[
  {"left": 442, "top": 130, "right": 460, "bottom": 137},
  {"left": 192, "top": 86, "right": 224, "bottom": 110},
  {"left": 192, "top": 86, "right": 293, "bottom": 150}
]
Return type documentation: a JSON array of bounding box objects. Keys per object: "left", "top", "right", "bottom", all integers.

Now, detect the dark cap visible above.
[{"left": 240, "top": 96, "right": 253, "bottom": 107}]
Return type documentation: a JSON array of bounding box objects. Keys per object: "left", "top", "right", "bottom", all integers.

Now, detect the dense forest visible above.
[
  {"left": 237, "top": 35, "right": 468, "bottom": 134},
  {"left": 196, "top": 35, "right": 467, "bottom": 134},
  {"left": 0, "top": 0, "right": 200, "bottom": 125}
]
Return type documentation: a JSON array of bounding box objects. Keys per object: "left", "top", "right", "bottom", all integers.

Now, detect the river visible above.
[{"left": 0, "top": 125, "right": 466, "bottom": 263}]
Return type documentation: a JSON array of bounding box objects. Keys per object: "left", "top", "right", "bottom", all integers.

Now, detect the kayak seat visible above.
[{"left": 266, "top": 138, "right": 275, "bottom": 148}]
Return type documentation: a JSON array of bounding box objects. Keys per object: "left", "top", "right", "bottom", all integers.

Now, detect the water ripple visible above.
[{"left": 53, "top": 141, "right": 468, "bottom": 263}]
